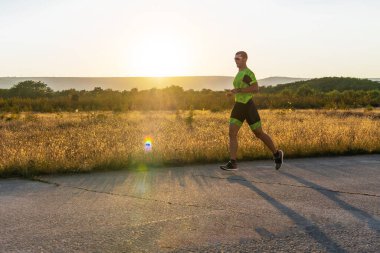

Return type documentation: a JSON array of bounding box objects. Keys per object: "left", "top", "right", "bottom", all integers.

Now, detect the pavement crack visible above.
[
  {"left": 29, "top": 176, "right": 226, "bottom": 212},
  {"left": 27, "top": 176, "right": 61, "bottom": 187},
  {"left": 193, "top": 174, "right": 380, "bottom": 198}
]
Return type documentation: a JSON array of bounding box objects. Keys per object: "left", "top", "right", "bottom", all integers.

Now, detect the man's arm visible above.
[{"left": 232, "top": 82, "right": 259, "bottom": 94}]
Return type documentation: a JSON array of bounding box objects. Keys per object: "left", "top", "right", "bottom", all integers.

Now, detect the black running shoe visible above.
[
  {"left": 274, "top": 150, "right": 284, "bottom": 170},
  {"left": 220, "top": 160, "right": 238, "bottom": 171}
]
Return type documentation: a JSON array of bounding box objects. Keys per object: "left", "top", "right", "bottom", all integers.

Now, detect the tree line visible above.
[{"left": 0, "top": 78, "right": 379, "bottom": 112}]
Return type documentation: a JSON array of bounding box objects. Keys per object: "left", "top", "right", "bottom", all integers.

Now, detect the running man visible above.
[{"left": 220, "top": 51, "right": 283, "bottom": 171}]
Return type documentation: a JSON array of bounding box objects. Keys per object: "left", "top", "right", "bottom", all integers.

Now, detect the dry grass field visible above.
[{"left": 1, "top": 109, "right": 380, "bottom": 177}]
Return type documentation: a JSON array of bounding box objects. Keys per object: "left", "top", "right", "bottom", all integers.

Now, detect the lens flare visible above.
[{"left": 144, "top": 136, "right": 152, "bottom": 152}]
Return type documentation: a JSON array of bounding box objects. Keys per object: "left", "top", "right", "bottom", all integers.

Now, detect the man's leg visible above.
[
  {"left": 252, "top": 126, "right": 284, "bottom": 170},
  {"left": 229, "top": 123, "right": 241, "bottom": 160},
  {"left": 220, "top": 122, "right": 241, "bottom": 171},
  {"left": 245, "top": 100, "right": 275, "bottom": 152},
  {"left": 252, "top": 126, "right": 276, "bottom": 154},
  {"left": 220, "top": 102, "right": 244, "bottom": 171},
  {"left": 246, "top": 100, "right": 283, "bottom": 169}
]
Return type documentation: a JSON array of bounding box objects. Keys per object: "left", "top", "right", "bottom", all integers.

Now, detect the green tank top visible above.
[{"left": 233, "top": 67, "right": 257, "bottom": 104}]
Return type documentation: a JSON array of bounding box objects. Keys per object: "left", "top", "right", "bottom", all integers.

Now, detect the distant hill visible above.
[
  {"left": 257, "top": 77, "right": 310, "bottom": 87},
  {"left": 0, "top": 76, "right": 310, "bottom": 91},
  {"left": 262, "top": 77, "right": 380, "bottom": 93},
  {"left": 0, "top": 76, "right": 379, "bottom": 91},
  {"left": 0, "top": 77, "right": 234, "bottom": 91}
]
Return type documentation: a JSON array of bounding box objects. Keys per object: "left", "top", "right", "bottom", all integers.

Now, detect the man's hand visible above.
[
  {"left": 224, "top": 89, "right": 233, "bottom": 96},
  {"left": 231, "top": 88, "right": 242, "bottom": 94},
  {"left": 225, "top": 83, "right": 259, "bottom": 97},
  {"left": 251, "top": 82, "right": 259, "bottom": 93}
]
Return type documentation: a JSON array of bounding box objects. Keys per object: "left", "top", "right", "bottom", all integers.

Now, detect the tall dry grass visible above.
[{"left": 1, "top": 109, "right": 379, "bottom": 177}]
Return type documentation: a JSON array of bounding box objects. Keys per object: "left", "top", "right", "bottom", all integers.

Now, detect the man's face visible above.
[{"left": 234, "top": 54, "right": 246, "bottom": 68}]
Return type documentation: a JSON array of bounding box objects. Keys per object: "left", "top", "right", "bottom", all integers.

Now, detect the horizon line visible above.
[{"left": 1, "top": 75, "right": 378, "bottom": 79}]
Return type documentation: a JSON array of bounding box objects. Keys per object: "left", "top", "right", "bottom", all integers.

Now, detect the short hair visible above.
[{"left": 235, "top": 51, "right": 248, "bottom": 59}]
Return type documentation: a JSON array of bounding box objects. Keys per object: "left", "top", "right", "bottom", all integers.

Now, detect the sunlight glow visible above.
[{"left": 126, "top": 31, "right": 191, "bottom": 77}]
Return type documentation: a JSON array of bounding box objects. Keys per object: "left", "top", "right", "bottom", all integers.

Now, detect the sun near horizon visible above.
[{"left": 0, "top": 1, "right": 379, "bottom": 79}]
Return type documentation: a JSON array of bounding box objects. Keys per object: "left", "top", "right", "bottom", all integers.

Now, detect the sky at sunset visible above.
[{"left": 1, "top": 0, "right": 379, "bottom": 78}]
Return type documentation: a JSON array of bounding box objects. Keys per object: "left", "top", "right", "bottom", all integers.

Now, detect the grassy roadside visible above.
[{"left": 1, "top": 109, "right": 380, "bottom": 177}]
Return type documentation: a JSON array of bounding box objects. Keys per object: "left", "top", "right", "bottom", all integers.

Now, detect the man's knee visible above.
[
  {"left": 253, "top": 129, "right": 264, "bottom": 138},
  {"left": 229, "top": 129, "right": 238, "bottom": 138},
  {"left": 229, "top": 125, "right": 239, "bottom": 138}
]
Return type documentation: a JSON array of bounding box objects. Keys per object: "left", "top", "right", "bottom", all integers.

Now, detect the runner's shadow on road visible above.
[
  {"left": 280, "top": 170, "right": 380, "bottom": 235},
  {"left": 227, "top": 175, "right": 348, "bottom": 253}
]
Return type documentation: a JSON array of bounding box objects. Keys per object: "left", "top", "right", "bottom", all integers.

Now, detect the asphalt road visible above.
[{"left": 1, "top": 155, "right": 379, "bottom": 252}]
